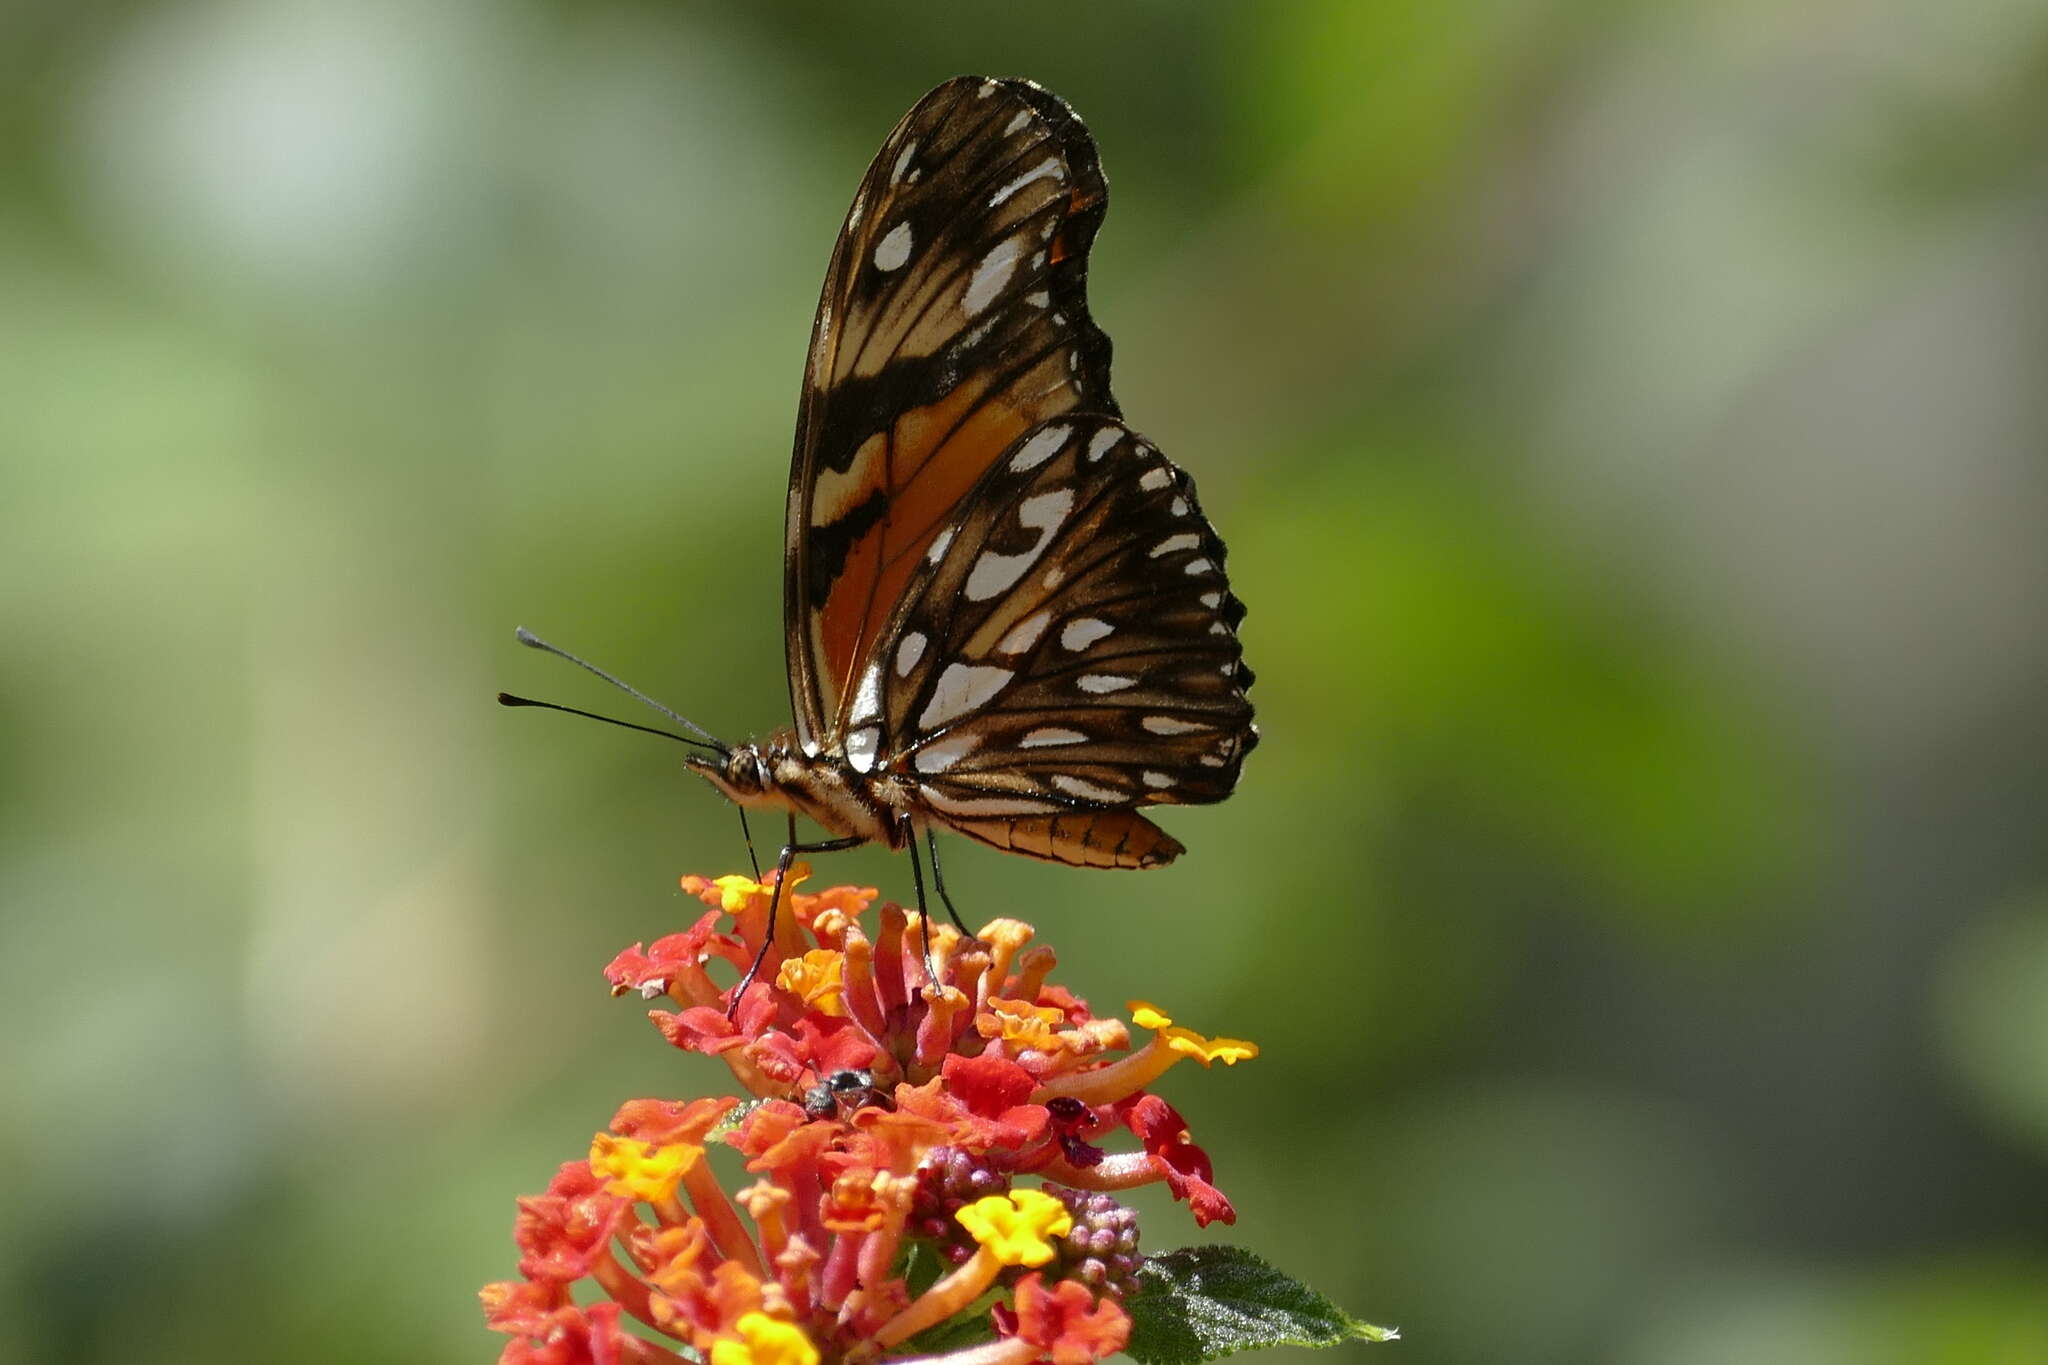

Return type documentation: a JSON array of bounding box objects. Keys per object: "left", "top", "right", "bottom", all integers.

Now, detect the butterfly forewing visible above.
[
  {"left": 862, "top": 417, "right": 1255, "bottom": 864},
  {"left": 786, "top": 76, "right": 1118, "bottom": 755}
]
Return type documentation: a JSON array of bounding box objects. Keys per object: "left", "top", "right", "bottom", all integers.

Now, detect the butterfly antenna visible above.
[
  {"left": 513, "top": 627, "right": 728, "bottom": 753},
  {"left": 497, "top": 693, "right": 723, "bottom": 754}
]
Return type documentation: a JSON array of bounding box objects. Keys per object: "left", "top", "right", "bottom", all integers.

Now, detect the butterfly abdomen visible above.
[{"left": 938, "top": 809, "right": 1186, "bottom": 870}]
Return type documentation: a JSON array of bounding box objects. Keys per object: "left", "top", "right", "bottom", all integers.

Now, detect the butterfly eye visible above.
[{"left": 722, "top": 747, "right": 768, "bottom": 795}]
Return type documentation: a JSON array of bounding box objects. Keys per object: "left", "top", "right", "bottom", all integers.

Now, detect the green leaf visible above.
[
  {"left": 1124, "top": 1246, "right": 1398, "bottom": 1364},
  {"left": 896, "top": 1239, "right": 947, "bottom": 1299}
]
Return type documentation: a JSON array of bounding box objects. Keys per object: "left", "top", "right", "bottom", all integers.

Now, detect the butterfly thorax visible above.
[{"left": 686, "top": 730, "right": 911, "bottom": 850}]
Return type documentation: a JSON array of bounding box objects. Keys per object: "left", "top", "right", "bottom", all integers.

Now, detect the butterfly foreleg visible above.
[
  {"left": 736, "top": 807, "right": 762, "bottom": 880},
  {"left": 902, "top": 814, "right": 939, "bottom": 988},
  {"left": 923, "top": 827, "right": 969, "bottom": 934},
  {"left": 728, "top": 828, "right": 865, "bottom": 1018}
]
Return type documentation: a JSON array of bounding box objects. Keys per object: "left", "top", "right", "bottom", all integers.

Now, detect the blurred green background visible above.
[{"left": 7, "top": 2, "right": 2048, "bottom": 1362}]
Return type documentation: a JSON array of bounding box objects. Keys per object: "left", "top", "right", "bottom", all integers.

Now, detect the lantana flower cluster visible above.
[{"left": 481, "top": 868, "right": 1258, "bottom": 1365}]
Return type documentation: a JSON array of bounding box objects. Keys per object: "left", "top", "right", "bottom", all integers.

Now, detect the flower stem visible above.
[
  {"left": 683, "top": 1156, "right": 766, "bottom": 1277},
  {"left": 883, "top": 1335, "right": 1041, "bottom": 1365},
  {"left": 593, "top": 1245, "right": 660, "bottom": 1329},
  {"left": 1031, "top": 1038, "right": 1174, "bottom": 1106},
  {"left": 1035, "top": 1150, "right": 1158, "bottom": 1193},
  {"left": 872, "top": 1247, "right": 1000, "bottom": 1347}
]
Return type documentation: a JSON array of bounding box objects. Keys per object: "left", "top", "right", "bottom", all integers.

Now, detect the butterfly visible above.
[{"left": 512, "top": 76, "right": 1255, "bottom": 949}]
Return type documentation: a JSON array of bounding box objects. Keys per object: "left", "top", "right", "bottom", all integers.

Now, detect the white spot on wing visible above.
[
  {"left": 998, "top": 610, "right": 1052, "bottom": 654},
  {"left": 891, "top": 141, "right": 918, "bottom": 185},
  {"left": 1078, "top": 674, "right": 1136, "bottom": 694},
  {"left": 1086, "top": 428, "right": 1121, "bottom": 462},
  {"left": 1026, "top": 291, "right": 1050, "bottom": 308},
  {"left": 1060, "top": 617, "right": 1113, "bottom": 651},
  {"left": 1170, "top": 497, "right": 1189, "bottom": 516},
  {"left": 1143, "top": 771, "right": 1175, "bottom": 789},
  {"left": 1142, "top": 715, "right": 1206, "bottom": 735},
  {"left": 1002, "top": 110, "right": 1031, "bottom": 136},
  {"left": 1009, "top": 424, "right": 1070, "bottom": 472},
  {"left": 977, "top": 80, "right": 997, "bottom": 99},
  {"left": 927, "top": 526, "right": 956, "bottom": 564},
  {"left": 1199, "top": 592, "right": 1222, "bottom": 608},
  {"left": 964, "top": 237, "right": 1024, "bottom": 315},
  {"left": 1139, "top": 467, "right": 1173, "bottom": 491},
  {"left": 913, "top": 731, "right": 981, "bottom": 774},
  {"left": 1150, "top": 533, "right": 1201, "bottom": 558},
  {"left": 1183, "top": 558, "right": 1214, "bottom": 576},
  {"left": 851, "top": 663, "right": 883, "bottom": 724},
  {"left": 919, "top": 663, "right": 1014, "bottom": 729},
  {"left": 955, "top": 314, "right": 1000, "bottom": 353},
  {"left": 1054, "top": 774, "right": 1126, "bottom": 803},
  {"left": 845, "top": 725, "right": 881, "bottom": 773},
  {"left": 896, "top": 632, "right": 928, "bottom": 677},
  {"left": 966, "top": 488, "right": 1074, "bottom": 599},
  {"left": 991, "top": 156, "right": 1062, "bottom": 207},
  {"left": 1020, "top": 727, "right": 1088, "bottom": 748},
  {"left": 874, "top": 223, "right": 913, "bottom": 272},
  {"left": 1019, "top": 488, "right": 1073, "bottom": 531}
]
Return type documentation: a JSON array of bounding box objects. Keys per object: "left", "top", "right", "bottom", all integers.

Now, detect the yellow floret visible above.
[
  {"left": 1164, "top": 1029, "right": 1260, "bottom": 1066},
  {"left": 955, "top": 1189, "right": 1074, "bottom": 1267},
  {"left": 1128, "top": 1000, "right": 1259, "bottom": 1067},
  {"left": 978, "top": 996, "right": 1068, "bottom": 1050},
  {"left": 710, "top": 1312, "right": 818, "bottom": 1365},
  {"left": 1127, "top": 1000, "right": 1173, "bottom": 1030},
  {"left": 776, "top": 948, "right": 847, "bottom": 1016},
  {"left": 711, "top": 875, "right": 768, "bottom": 913},
  {"left": 588, "top": 1133, "right": 702, "bottom": 1202}
]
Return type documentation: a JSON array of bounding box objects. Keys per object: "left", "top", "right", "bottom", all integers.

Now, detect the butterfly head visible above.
[
  {"left": 684, "top": 731, "right": 899, "bottom": 848},
  {"left": 686, "top": 742, "right": 774, "bottom": 804}
]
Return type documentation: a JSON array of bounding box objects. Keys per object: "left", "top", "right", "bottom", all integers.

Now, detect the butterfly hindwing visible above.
[
  {"left": 841, "top": 416, "right": 1254, "bottom": 865},
  {"left": 786, "top": 76, "right": 1118, "bottom": 755}
]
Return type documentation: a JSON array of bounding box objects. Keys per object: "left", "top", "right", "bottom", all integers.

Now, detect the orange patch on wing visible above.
[
  {"left": 819, "top": 374, "right": 1049, "bottom": 705},
  {"left": 821, "top": 522, "right": 884, "bottom": 694},
  {"left": 811, "top": 431, "right": 889, "bottom": 524}
]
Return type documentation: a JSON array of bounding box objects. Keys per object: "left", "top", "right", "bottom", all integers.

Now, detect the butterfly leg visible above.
[
  {"left": 736, "top": 807, "right": 762, "bottom": 879},
  {"left": 924, "top": 827, "right": 970, "bottom": 934},
  {"left": 902, "top": 815, "right": 940, "bottom": 987},
  {"left": 728, "top": 828, "right": 864, "bottom": 1017}
]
